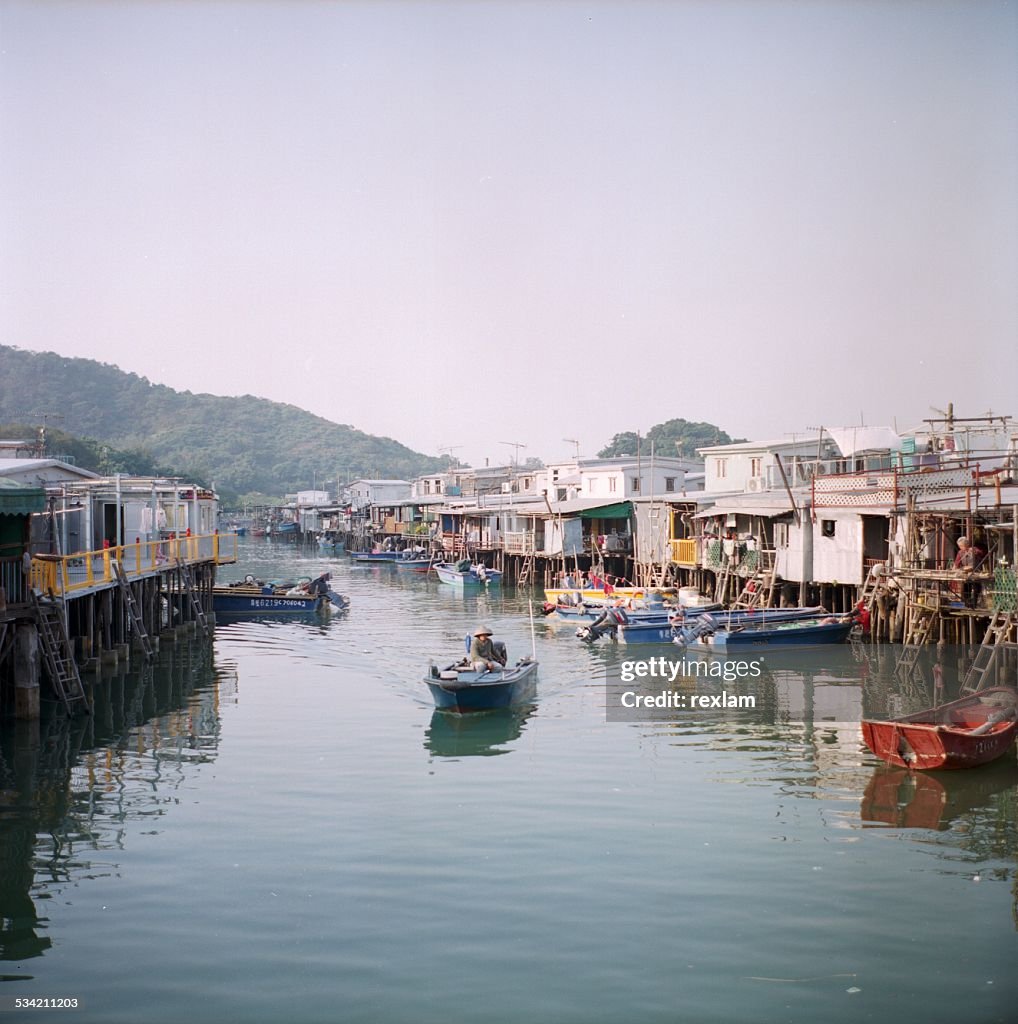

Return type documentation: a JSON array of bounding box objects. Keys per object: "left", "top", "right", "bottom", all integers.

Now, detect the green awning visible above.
[
  {"left": 0, "top": 479, "right": 47, "bottom": 515},
  {"left": 579, "top": 501, "right": 633, "bottom": 520}
]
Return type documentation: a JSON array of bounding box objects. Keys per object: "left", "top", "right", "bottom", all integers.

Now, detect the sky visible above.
[{"left": 1, "top": 0, "right": 1015, "bottom": 469}]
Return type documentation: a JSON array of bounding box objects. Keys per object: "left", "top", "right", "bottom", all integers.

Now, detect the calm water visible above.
[{"left": 1, "top": 541, "right": 1016, "bottom": 1023}]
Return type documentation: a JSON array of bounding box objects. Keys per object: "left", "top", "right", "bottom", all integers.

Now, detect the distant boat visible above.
[
  {"left": 862, "top": 687, "right": 1018, "bottom": 770},
  {"left": 350, "top": 549, "right": 402, "bottom": 563},
  {"left": 316, "top": 534, "right": 346, "bottom": 555},
  {"left": 424, "top": 658, "right": 538, "bottom": 712},
  {"left": 394, "top": 550, "right": 438, "bottom": 573},
  {"left": 434, "top": 561, "right": 502, "bottom": 587}
]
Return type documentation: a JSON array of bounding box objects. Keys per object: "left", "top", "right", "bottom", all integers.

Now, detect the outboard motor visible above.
[
  {"left": 673, "top": 614, "right": 716, "bottom": 647},
  {"left": 578, "top": 605, "right": 628, "bottom": 643}
]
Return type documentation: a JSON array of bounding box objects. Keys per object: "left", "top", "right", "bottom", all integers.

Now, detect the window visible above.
[
  {"left": 609, "top": 477, "right": 617, "bottom": 493},
  {"left": 750, "top": 457, "right": 762, "bottom": 477},
  {"left": 715, "top": 458, "right": 728, "bottom": 479},
  {"left": 589, "top": 478, "right": 598, "bottom": 493},
  {"left": 630, "top": 477, "right": 641, "bottom": 493},
  {"left": 821, "top": 519, "right": 836, "bottom": 538},
  {"left": 664, "top": 477, "right": 676, "bottom": 492},
  {"left": 774, "top": 523, "right": 789, "bottom": 547}
]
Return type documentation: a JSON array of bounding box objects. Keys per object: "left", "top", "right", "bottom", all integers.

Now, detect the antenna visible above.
[
  {"left": 437, "top": 445, "right": 462, "bottom": 466},
  {"left": 499, "top": 440, "right": 526, "bottom": 467},
  {"left": 563, "top": 438, "right": 580, "bottom": 459}
]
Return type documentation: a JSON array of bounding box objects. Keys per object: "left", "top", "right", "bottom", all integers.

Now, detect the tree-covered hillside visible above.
[{"left": 0, "top": 345, "right": 447, "bottom": 501}]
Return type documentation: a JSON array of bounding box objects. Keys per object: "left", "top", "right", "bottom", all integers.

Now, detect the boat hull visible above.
[
  {"left": 683, "top": 617, "right": 855, "bottom": 651},
  {"left": 862, "top": 688, "right": 1018, "bottom": 770},
  {"left": 434, "top": 564, "right": 502, "bottom": 587},
  {"left": 424, "top": 660, "right": 538, "bottom": 711},
  {"left": 212, "top": 586, "right": 347, "bottom": 615}
]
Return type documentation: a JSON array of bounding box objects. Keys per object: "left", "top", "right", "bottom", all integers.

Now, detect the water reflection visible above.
[
  {"left": 861, "top": 760, "right": 1018, "bottom": 831},
  {"left": 424, "top": 706, "right": 536, "bottom": 758},
  {"left": 0, "top": 640, "right": 227, "bottom": 966}
]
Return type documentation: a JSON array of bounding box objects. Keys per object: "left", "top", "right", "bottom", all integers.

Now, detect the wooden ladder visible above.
[
  {"left": 895, "top": 605, "right": 936, "bottom": 681},
  {"left": 112, "top": 559, "right": 154, "bottom": 659},
  {"left": 961, "top": 611, "right": 1018, "bottom": 693},
  {"left": 517, "top": 546, "right": 535, "bottom": 587},
  {"left": 176, "top": 560, "right": 211, "bottom": 636},
  {"left": 857, "top": 566, "right": 883, "bottom": 617},
  {"left": 30, "top": 591, "right": 90, "bottom": 715}
]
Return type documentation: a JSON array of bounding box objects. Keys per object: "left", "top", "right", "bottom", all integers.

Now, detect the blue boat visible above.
[
  {"left": 677, "top": 614, "right": 857, "bottom": 652},
  {"left": 350, "top": 549, "right": 402, "bottom": 563},
  {"left": 424, "top": 658, "right": 538, "bottom": 712},
  {"left": 212, "top": 573, "right": 348, "bottom": 616},
  {"left": 434, "top": 561, "right": 503, "bottom": 587}
]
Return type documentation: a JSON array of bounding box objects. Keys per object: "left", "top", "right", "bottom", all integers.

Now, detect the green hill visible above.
[{"left": 0, "top": 345, "right": 447, "bottom": 502}]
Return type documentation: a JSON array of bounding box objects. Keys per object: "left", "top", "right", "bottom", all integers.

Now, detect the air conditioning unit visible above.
[
  {"left": 501, "top": 482, "right": 512, "bottom": 493},
  {"left": 745, "top": 476, "right": 766, "bottom": 493}
]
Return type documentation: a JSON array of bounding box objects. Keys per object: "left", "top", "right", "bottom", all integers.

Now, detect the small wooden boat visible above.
[
  {"left": 393, "top": 549, "right": 438, "bottom": 573},
  {"left": 424, "top": 658, "right": 538, "bottom": 712},
  {"left": 350, "top": 549, "right": 402, "bottom": 562},
  {"left": 861, "top": 687, "right": 1018, "bottom": 770},
  {"left": 676, "top": 613, "right": 856, "bottom": 651},
  {"left": 212, "top": 573, "right": 348, "bottom": 616},
  {"left": 434, "top": 561, "right": 502, "bottom": 587}
]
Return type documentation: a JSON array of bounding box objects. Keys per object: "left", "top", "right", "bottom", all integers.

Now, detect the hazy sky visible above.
[{"left": 2, "top": 1, "right": 1015, "bottom": 468}]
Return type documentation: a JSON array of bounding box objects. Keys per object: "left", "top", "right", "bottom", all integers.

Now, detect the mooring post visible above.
[{"left": 14, "top": 623, "right": 41, "bottom": 720}]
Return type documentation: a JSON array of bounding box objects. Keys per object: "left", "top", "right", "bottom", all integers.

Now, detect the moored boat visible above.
[
  {"left": 434, "top": 561, "right": 502, "bottom": 587},
  {"left": 212, "top": 572, "right": 348, "bottom": 616},
  {"left": 350, "top": 549, "right": 402, "bottom": 563},
  {"left": 861, "top": 687, "right": 1018, "bottom": 770},
  {"left": 676, "top": 613, "right": 857, "bottom": 651}
]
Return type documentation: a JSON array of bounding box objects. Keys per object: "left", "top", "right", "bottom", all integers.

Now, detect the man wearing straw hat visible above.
[{"left": 469, "top": 626, "right": 506, "bottom": 672}]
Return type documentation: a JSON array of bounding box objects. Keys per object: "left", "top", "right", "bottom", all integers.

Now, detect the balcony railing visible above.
[
  {"left": 29, "top": 532, "right": 239, "bottom": 599},
  {"left": 669, "top": 538, "right": 698, "bottom": 566}
]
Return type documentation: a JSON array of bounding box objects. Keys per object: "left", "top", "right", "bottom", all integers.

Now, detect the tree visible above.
[{"left": 597, "top": 419, "right": 742, "bottom": 458}]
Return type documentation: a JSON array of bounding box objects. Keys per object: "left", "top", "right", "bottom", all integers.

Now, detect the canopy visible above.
[
  {"left": 578, "top": 501, "right": 633, "bottom": 520},
  {"left": 0, "top": 478, "right": 46, "bottom": 515}
]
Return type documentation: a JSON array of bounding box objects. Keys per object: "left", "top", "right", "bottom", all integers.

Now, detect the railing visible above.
[
  {"left": 29, "top": 532, "right": 239, "bottom": 598},
  {"left": 1, "top": 554, "right": 28, "bottom": 608},
  {"left": 669, "top": 538, "right": 698, "bottom": 566},
  {"left": 503, "top": 531, "right": 536, "bottom": 555}
]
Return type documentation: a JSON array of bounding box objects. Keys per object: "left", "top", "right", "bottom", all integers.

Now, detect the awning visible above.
[
  {"left": 0, "top": 479, "right": 46, "bottom": 515},
  {"left": 579, "top": 501, "right": 633, "bottom": 519},
  {"left": 694, "top": 504, "right": 794, "bottom": 519}
]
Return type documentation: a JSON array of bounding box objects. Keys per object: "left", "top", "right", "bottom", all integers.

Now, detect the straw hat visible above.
[{"left": 472, "top": 625, "right": 494, "bottom": 637}]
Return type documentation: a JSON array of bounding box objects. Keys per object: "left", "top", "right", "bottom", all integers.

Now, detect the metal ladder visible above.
[
  {"left": 112, "top": 559, "right": 154, "bottom": 659},
  {"left": 176, "top": 559, "right": 211, "bottom": 636},
  {"left": 961, "top": 611, "right": 1018, "bottom": 693},
  {"left": 30, "top": 591, "right": 90, "bottom": 715}
]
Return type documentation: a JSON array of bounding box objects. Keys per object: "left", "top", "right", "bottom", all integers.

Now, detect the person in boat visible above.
[{"left": 469, "top": 625, "right": 507, "bottom": 672}]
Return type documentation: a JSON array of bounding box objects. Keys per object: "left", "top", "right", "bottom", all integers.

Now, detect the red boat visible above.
[{"left": 861, "top": 687, "right": 1018, "bottom": 770}]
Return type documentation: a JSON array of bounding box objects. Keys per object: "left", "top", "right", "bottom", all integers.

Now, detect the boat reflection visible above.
[
  {"left": 424, "top": 706, "right": 536, "bottom": 758},
  {"left": 861, "top": 758, "right": 1018, "bottom": 831}
]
